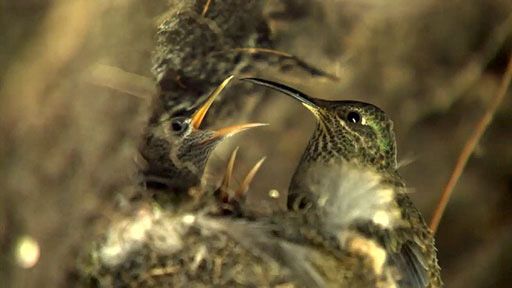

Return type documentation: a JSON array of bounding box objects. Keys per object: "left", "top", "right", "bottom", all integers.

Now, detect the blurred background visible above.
[{"left": 1, "top": 0, "right": 511, "bottom": 287}]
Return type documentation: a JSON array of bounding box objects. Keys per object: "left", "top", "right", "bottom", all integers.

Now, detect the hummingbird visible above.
[
  {"left": 139, "top": 75, "right": 266, "bottom": 196},
  {"left": 74, "top": 76, "right": 399, "bottom": 288},
  {"left": 241, "top": 77, "right": 442, "bottom": 288}
]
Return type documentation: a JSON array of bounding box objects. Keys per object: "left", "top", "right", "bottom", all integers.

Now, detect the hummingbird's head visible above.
[
  {"left": 241, "top": 78, "right": 397, "bottom": 172},
  {"left": 141, "top": 76, "right": 266, "bottom": 191}
]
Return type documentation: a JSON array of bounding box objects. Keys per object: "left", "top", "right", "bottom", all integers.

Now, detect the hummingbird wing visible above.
[
  {"left": 385, "top": 193, "right": 435, "bottom": 288},
  {"left": 390, "top": 241, "right": 429, "bottom": 288}
]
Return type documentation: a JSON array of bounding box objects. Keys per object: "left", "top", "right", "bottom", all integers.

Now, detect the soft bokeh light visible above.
[{"left": 15, "top": 235, "right": 40, "bottom": 269}]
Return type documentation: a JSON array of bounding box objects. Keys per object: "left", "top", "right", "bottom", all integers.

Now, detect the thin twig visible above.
[
  {"left": 230, "top": 47, "right": 294, "bottom": 58},
  {"left": 201, "top": 0, "right": 213, "bottom": 16},
  {"left": 429, "top": 55, "right": 512, "bottom": 234},
  {"left": 228, "top": 47, "right": 340, "bottom": 80}
]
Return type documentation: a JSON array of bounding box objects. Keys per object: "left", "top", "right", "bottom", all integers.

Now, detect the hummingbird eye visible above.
[
  {"left": 170, "top": 117, "right": 189, "bottom": 133},
  {"left": 346, "top": 111, "right": 361, "bottom": 124}
]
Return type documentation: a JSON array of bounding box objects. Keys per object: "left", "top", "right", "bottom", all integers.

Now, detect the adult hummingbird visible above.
[{"left": 241, "top": 77, "right": 442, "bottom": 288}]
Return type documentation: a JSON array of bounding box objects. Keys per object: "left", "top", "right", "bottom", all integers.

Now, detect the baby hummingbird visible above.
[{"left": 140, "top": 76, "right": 266, "bottom": 193}]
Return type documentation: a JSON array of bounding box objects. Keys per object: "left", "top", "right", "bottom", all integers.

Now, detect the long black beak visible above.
[{"left": 241, "top": 77, "right": 319, "bottom": 110}]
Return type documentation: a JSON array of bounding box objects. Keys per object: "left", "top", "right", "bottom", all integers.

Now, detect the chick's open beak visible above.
[
  {"left": 191, "top": 75, "right": 267, "bottom": 141},
  {"left": 191, "top": 75, "right": 235, "bottom": 129},
  {"left": 213, "top": 123, "right": 268, "bottom": 138},
  {"left": 240, "top": 77, "right": 320, "bottom": 114}
]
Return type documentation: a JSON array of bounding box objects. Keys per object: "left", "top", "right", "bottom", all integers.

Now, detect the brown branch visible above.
[{"left": 429, "top": 55, "right": 512, "bottom": 234}]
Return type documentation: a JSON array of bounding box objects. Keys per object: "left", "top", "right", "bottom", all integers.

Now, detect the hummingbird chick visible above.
[
  {"left": 139, "top": 75, "right": 266, "bottom": 195},
  {"left": 242, "top": 77, "right": 442, "bottom": 288}
]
